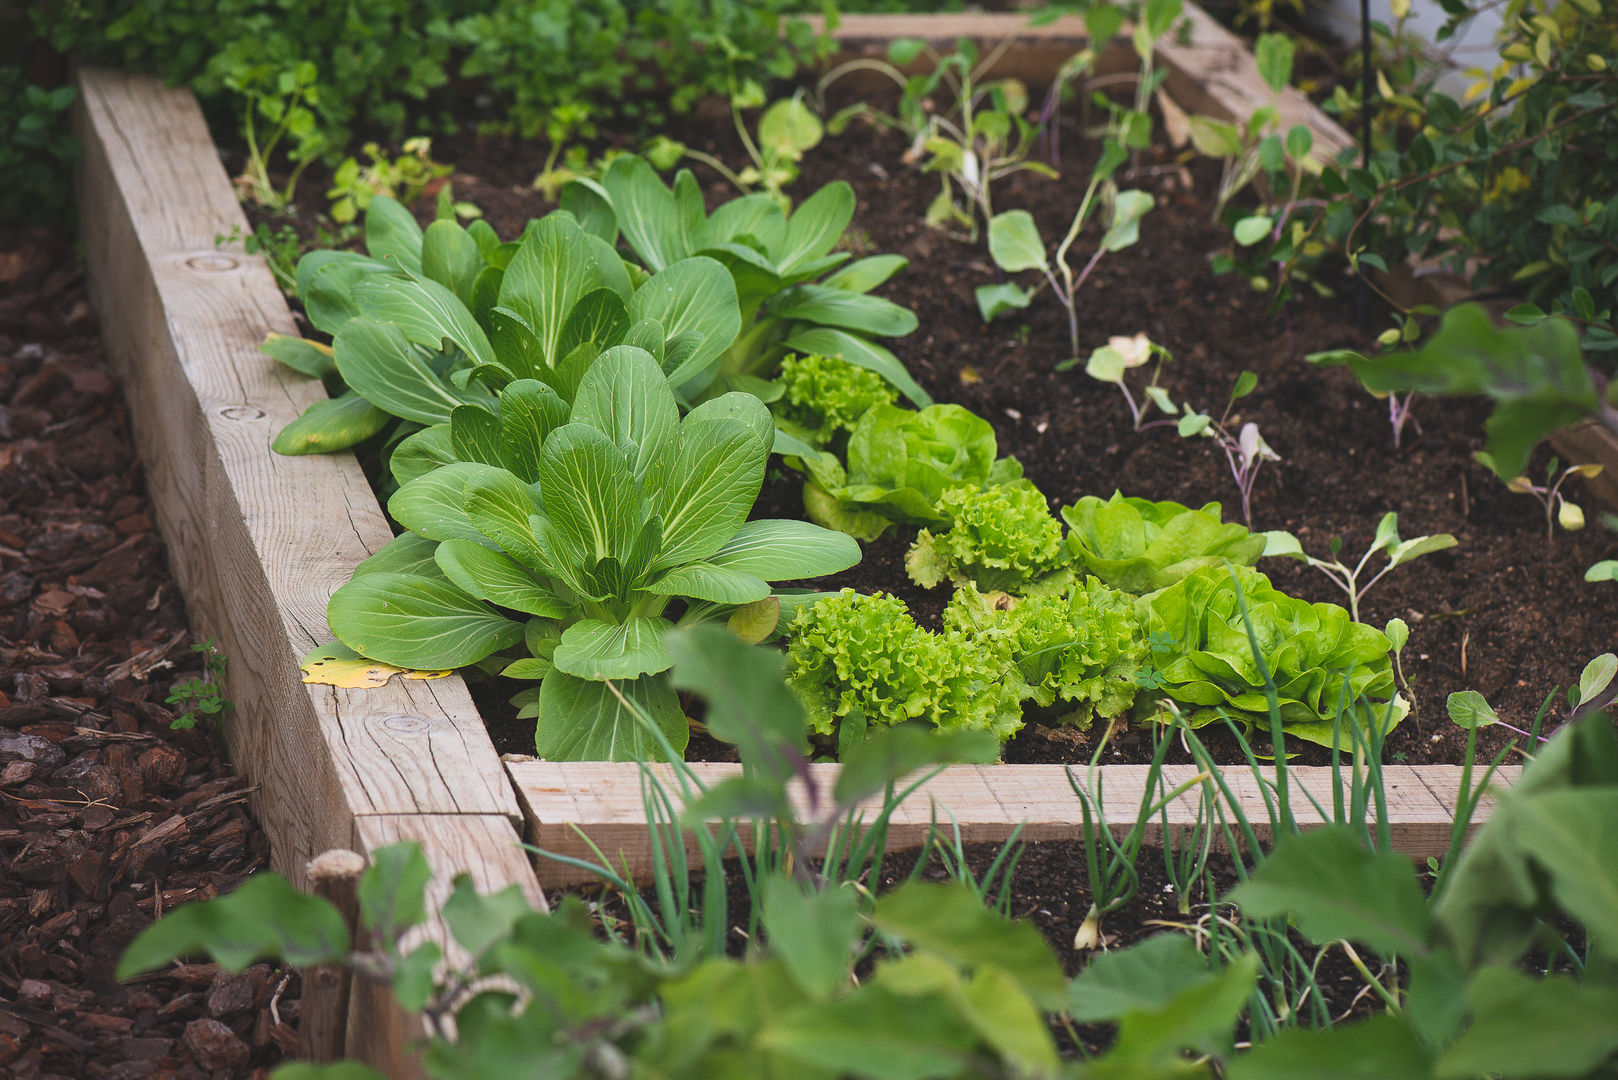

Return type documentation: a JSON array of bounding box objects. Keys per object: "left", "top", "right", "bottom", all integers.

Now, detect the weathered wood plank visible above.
[
  {"left": 74, "top": 68, "right": 522, "bottom": 888},
  {"left": 345, "top": 814, "right": 545, "bottom": 1080},
  {"left": 509, "top": 760, "right": 1523, "bottom": 888}
]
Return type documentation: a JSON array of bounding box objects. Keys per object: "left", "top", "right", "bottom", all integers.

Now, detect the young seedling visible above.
[
  {"left": 166, "top": 638, "right": 231, "bottom": 731},
  {"left": 1261, "top": 512, "right": 1458, "bottom": 623},
  {"left": 651, "top": 80, "right": 823, "bottom": 210},
  {"left": 228, "top": 61, "right": 326, "bottom": 212},
  {"left": 328, "top": 137, "right": 466, "bottom": 224},
  {"left": 1384, "top": 617, "right": 1417, "bottom": 712},
  {"left": 977, "top": 140, "right": 1153, "bottom": 361},
  {"left": 1155, "top": 372, "right": 1277, "bottom": 527},
  {"left": 1475, "top": 453, "right": 1603, "bottom": 540},
  {"left": 1587, "top": 559, "right": 1618, "bottom": 584},
  {"left": 1069, "top": 332, "right": 1174, "bottom": 429}
]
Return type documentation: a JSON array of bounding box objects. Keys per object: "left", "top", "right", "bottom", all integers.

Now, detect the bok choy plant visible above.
[
  {"left": 267, "top": 196, "right": 745, "bottom": 471},
  {"left": 562, "top": 155, "right": 929, "bottom": 409},
  {"left": 323, "top": 346, "right": 859, "bottom": 761}
]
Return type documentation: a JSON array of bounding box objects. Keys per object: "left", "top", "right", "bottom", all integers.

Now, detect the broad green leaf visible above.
[
  {"left": 645, "top": 562, "right": 771, "bottom": 604},
  {"left": 767, "top": 285, "right": 918, "bottom": 338},
  {"left": 539, "top": 424, "right": 646, "bottom": 566},
  {"left": 655, "top": 416, "right": 768, "bottom": 568},
  {"left": 957, "top": 965, "right": 1059, "bottom": 1074},
  {"left": 421, "top": 219, "right": 482, "bottom": 308},
  {"left": 389, "top": 461, "right": 507, "bottom": 544},
  {"left": 1109, "top": 953, "right": 1256, "bottom": 1065},
  {"left": 602, "top": 156, "right": 691, "bottom": 272},
  {"left": 449, "top": 404, "right": 502, "bottom": 467},
  {"left": 1577, "top": 653, "right": 1617, "bottom": 708},
  {"left": 302, "top": 259, "right": 371, "bottom": 335},
  {"left": 974, "top": 281, "right": 1036, "bottom": 322},
  {"left": 532, "top": 670, "right": 687, "bottom": 761},
  {"left": 1229, "top": 826, "right": 1431, "bottom": 956},
  {"left": 783, "top": 327, "right": 932, "bottom": 408},
  {"left": 353, "top": 533, "right": 441, "bottom": 579},
  {"left": 1233, "top": 215, "right": 1272, "bottom": 246},
  {"left": 559, "top": 179, "right": 617, "bottom": 243},
  {"left": 986, "top": 210, "right": 1047, "bottom": 273},
  {"left": 364, "top": 195, "right": 424, "bottom": 275},
  {"left": 328, "top": 571, "right": 523, "bottom": 669},
  {"left": 696, "top": 192, "right": 787, "bottom": 251},
  {"left": 463, "top": 468, "right": 551, "bottom": 571},
  {"left": 261, "top": 332, "right": 336, "bottom": 379},
  {"left": 390, "top": 941, "right": 442, "bottom": 1012},
  {"left": 872, "top": 882, "right": 1066, "bottom": 1009},
  {"left": 272, "top": 391, "right": 389, "bottom": 455},
  {"left": 728, "top": 596, "right": 781, "bottom": 642},
  {"left": 1437, "top": 968, "right": 1618, "bottom": 1079},
  {"left": 1086, "top": 346, "right": 1129, "bottom": 383},
  {"left": 553, "top": 616, "right": 674, "bottom": 679},
  {"left": 759, "top": 98, "right": 824, "bottom": 157},
  {"left": 667, "top": 624, "right": 808, "bottom": 777},
  {"left": 359, "top": 843, "right": 433, "bottom": 942},
  {"left": 334, "top": 319, "right": 482, "bottom": 426},
  {"left": 391, "top": 427, "right": 462, "bottom": 488},
  {"left": 1387, "top": 532, "right": 1457, "bottom": 568},
  {"left": 780, "top": 181, "right": 856, "bottom": 274},
  {"left": 569, "top": 345, "right": 680, "bottom": 490},
  {"left": 353, "top": 275, "right": 496, "bottom": 370},
  {"left": 498, "top": 213, "right": 605, "bottom": 370},
  {"left": 1587, "top": 559, "right": 1618, "bottom": 582},
  {"left": 687, "top": 387, "right": 777, "bottom": 449},
  {"left": 1446, "top": 690, "right": 1499, "bottom": 729},
  {"left": 629, "top": 256, "right": 741, "bottom": 390},
  {"left": 758, "top": 984, "right": 978, "bottom": 1079},
  {"left": 823, "top": 255, "right": 909, "bottom": 294},
  {"left": 117, "top": 873, "right": 347, "bottom": 979},
  {"left": 1228, "top": 1015, "right": 1433, "bottom": 1080},
  {"left": 1254, "top": 32, "right": 1295, "bottom": 93},
  {"left": 554, "top": 286, "right": 629, "bottom": 361},
  {"left": 1507, "top": 789, "right": 1618, "bottom": 949},
  {"left": 499, "top": 379, "right": 570, "bottom": 484},
  {"left": 1068, "top": 933, "right": 1219, "bottom": 1021},
  {"left": 441, "top": 878, "right": 534, "bottom": 960},
  {"left": 1101, "top": 190, "right": 1154, "bottom": 253},
  {"left": 762, "top": 875, "right": 857, "bottom": 1001},
  {"left": 708, "top": 519, "right": 861, "bottom": 580},
  {"left": 435, "top": 539, "right": 572, "bottom": 617}
]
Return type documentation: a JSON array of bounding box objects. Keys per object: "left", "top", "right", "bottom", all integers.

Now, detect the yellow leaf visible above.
[
  {"left": 959, "top": 366, "right": 982, "bottom": 385},
  {"left": 1573, "top": 464, "right": 1606, "bottom": 479},
  {"left": 1376, "top": 69, "right": 1396, "bottom": 100},
  {"left": 264, "top": 332, "right": 333, "bottom": 356},
  {"left": 1534, "top": 30, "right": 1554, "bottom": 67},
  {"left": 1390, "top": 0, "right": 1410, "bottom": 18},
  {"left": 300, "top": 643, "right": 451, "bottom": 688}
]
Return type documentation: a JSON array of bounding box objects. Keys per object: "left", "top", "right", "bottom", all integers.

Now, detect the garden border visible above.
[{"left": 71, "top": 7, "right": 1576, "bottom": 1063}]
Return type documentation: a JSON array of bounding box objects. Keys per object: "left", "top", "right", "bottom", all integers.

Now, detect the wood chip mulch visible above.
[{"left": 1, "top": 228, "right": 296, "bottom": 1080}]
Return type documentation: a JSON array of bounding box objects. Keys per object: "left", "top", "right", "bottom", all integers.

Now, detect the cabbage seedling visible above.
[
  {"left": 1163, "top": 372, "right": 1276, "bottom": 527},
  {"left": 1262, "top": 512, "right": 1457, "bottom": 622},
  {"left": 1474, "top": 453, "right": 1603, "bottom": 541},
  {"left": 1072, "top": 332, "right": 1174, "bottom": 429}
]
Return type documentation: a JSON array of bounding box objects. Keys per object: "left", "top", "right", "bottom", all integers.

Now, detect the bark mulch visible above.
[{"left": 0, "top": 228, "right": 296, "bottom": 1080}]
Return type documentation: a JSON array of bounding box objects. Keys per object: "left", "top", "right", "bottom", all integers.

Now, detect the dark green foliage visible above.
[{"left": 0, "top": 69, "right": 80, "bottom": 225}]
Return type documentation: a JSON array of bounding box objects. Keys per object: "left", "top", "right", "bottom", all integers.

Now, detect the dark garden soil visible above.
[
  {"left": 0, "top": 230, "right": 296, "bottom": 1080},
  {"left": 242, "top": 74, "right": 1618, "bottom": 770}
]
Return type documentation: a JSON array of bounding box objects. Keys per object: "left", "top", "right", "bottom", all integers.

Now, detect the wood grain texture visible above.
[
  {"left": 73, "top": 68, "right": 522, "bottom": 886},
  {"left": 344, "top": 815, "right": 545, "bottom": 1080},
  {"left": 510, "top": 760, "right": 1522, "bottom": 888}
]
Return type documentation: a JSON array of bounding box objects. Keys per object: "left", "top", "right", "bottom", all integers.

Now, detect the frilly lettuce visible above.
[
  {"left": 907, "top": 480, "right": 1069, "bottom": 593},
  {"left": 944, "top": 580, "right": 1147, "bottom": 728},
  {"left": 771, "top": 352, "right": 899, "bottom": 448},
  {"left": 785, "top": 589, "right": 1024, "bottom": 744},
  {"left": 1060, "top": 492, "right": 1267, "bottom": 594},
  {"left": 803, "top": 403, "right": 1017, "bottom": 539},
  {"left": 1139, "top": 565, "right": 1402, "bottom": 746}
]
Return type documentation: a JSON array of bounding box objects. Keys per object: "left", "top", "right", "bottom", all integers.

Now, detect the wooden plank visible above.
[
  {"left": 802, "top": 12, "right": 1103, "bottom": 89},
  {"left": 73, "top": 68, "right": 523, "bottom": 890},
  {"left": 345, "top": 815, "right": 545, "bottom": 1080},
  {"left": 509, "top": 760, "right": 1522, "bottom": 888}
]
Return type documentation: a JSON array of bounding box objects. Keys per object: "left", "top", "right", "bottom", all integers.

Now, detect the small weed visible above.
[{"left": 166, "top": 637, "right": 231, "bottom": 731}]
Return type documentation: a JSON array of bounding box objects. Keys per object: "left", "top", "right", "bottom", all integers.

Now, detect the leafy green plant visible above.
[
  {"left": 563, "top": 155, "right": 927, "bottom": 409},
  {"left": 215, "top": 222, "right": 305, "bottom": 297},
  {"left": 1477, "top": 454, "right": 1604, "bottom": 540},
  {"left": 801, "top": 403, "right": 1016, "bottom": 540},
  {"left": 769, "top": 351, "right": 898, "bottom": 449},
  {"left": 230, "top": 60, "right": 325, "bottom": 212},
  {"left": 1320, "top": 304, "right": 1618, "bottom": 481},
  {"left": 165, "top": 637, "right": 231, "bottom": 730},
  {"left": 327, "top": 137, "right": 474, "bottom": 224},
  {"left": 1076, "top": 332, "right": 1175, "bottom": 428},
  {"left": 1139, "top": 565, "right": 1403, "bottom": 746},
  {"left": 819, "top": 37, "right": 1057, "bottom": 241},
  {"left": 978, "top": 141, "right": 1154, "bottom": 363},
  {"left": 324, "top": 346, "right": 859, "bottom": 761},
  {"left": 1261, "top": 512, "right": 1457, "bottom": 622},
  {"left": 0, "top": 70, "right": 79, "bottom": 225},
  {"left": 941, "top": 581, "right": 1147, "bottom": 728},
  {"left": 905, "top": 479, "right": 1068, "bottom": 592},
  {"left": 785, "top": 589, "right": 1026, "bottom": 747},
  {"left": 1588, "top": 559, "right": 1618, "bottom": 583},
  {"left": 1060, "top": 491, "right": 1267, "bottom": 594},
  {"left": 650, "top": 83, "right": 824, "bottom": 211},
  {"left": 1164, "top": 372, "right": 1279, "bottom": 527}
]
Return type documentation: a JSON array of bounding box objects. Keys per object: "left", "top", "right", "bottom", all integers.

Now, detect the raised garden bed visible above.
[{"left": 73, "top": 5, "right": 1616, "bottom": 1067}]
